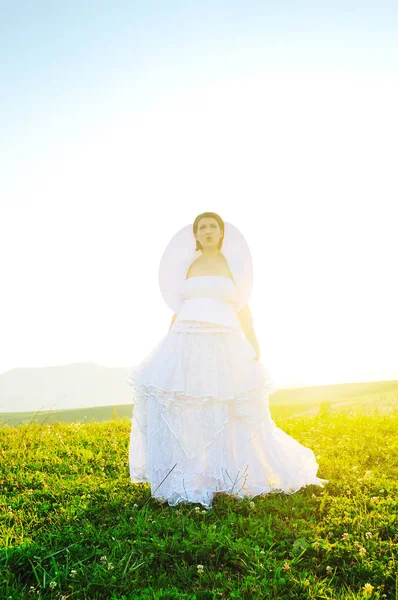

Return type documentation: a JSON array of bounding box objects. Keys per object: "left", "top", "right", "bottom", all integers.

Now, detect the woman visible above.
[{"left": 126, "top": 211, "right": 328, "bottom": 509}]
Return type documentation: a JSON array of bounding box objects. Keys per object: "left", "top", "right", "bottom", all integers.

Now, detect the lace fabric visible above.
[{"left": 126, "top": 320, "right": 328, "bottom": 509}]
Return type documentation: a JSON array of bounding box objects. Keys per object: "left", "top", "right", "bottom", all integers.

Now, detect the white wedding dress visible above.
[{"left": 126, "top": 275, "right": 328, "bottom": 509}]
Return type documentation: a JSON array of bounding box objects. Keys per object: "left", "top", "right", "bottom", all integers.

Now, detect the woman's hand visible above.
[{"left": 252, "top": 341, "right": 260, "bottom": 361}]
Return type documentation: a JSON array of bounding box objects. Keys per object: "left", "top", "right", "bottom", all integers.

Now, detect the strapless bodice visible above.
[
  {"left": 173, "top": 276, "right": 242, "bottom": 331},
  {"left": 182, "top": 275, "right": 237, "bottom": 301}
]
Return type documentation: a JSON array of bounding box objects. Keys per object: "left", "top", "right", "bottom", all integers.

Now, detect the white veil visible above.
[{"left": 158, "top": 221, "right": 253, "bottom": 314}]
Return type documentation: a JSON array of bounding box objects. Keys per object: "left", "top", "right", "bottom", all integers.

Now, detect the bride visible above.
[{"left": 126, "top": 211, "right": 328, "bottom": 509}]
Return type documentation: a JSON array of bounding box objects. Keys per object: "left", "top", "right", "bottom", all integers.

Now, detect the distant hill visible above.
[
  {"left": 0, "top": 361, "right": 134, "bottom": 413},
  {"left": 0, "top": 402, "right": 135, "bottom": 427}
]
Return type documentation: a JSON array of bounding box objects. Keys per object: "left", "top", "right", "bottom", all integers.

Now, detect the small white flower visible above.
[
  {"left": 49, "top": 581, "right": 57, "bottom": 589},
  {"left": 365, "top": 531, "right": 372, "bottom": 539}
]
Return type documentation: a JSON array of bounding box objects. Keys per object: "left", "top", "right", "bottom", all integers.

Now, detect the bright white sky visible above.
[{"left": 1, "top": 1, "right": 397, "bottom": 390}]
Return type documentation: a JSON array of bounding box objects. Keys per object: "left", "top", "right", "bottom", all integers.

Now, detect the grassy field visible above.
[{"left": 1, "top": 388, "right": 397, "bottom": 599}]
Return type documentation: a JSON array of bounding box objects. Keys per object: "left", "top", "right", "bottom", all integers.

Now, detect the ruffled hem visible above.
[
  {"left": 130, "top": 464, "right": 329, "bottom": 510},
  {"left": 150, "top": 479, "right": 330, "bottom": 510}
]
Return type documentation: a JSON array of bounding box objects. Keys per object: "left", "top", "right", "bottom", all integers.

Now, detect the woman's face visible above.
[{"left": 195, "top": 217, "right": 223, "bottom": 249}]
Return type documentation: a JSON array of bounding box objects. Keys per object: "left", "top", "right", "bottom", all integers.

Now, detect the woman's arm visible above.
[{"left": 237, "top": 305, "right": 260, "bottom": 360}]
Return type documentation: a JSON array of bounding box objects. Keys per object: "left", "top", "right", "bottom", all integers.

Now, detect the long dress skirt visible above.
[{"left": 126, "top": 319, "right": 328, "bottom": 509}]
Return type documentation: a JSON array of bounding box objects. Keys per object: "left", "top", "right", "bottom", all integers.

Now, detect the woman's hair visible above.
[{"left": 193, "top": 212, "right": 225, "bottom": 251}]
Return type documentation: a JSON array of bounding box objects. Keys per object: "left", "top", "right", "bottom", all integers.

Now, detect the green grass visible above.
[{"left": 1, "top": 396, "right": 397, "bottom": 599}]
